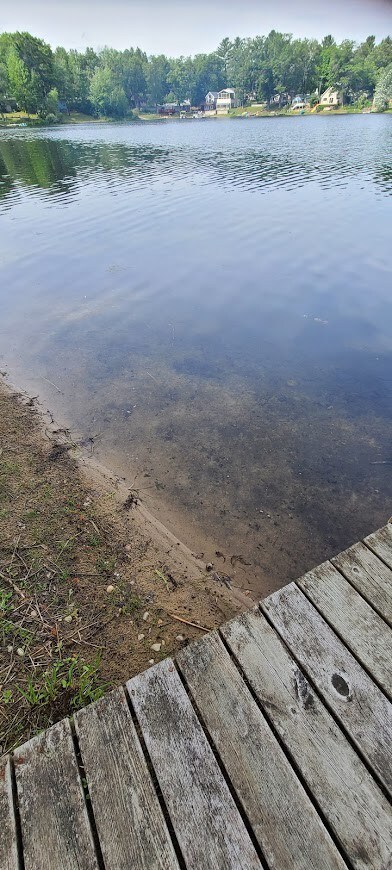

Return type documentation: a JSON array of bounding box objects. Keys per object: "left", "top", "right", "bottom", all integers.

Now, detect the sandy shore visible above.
[{"left": 0, "top": 378, "right": 249, "bottom": 753}]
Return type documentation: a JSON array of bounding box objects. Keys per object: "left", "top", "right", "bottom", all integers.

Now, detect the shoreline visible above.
[
  {"left": 1, "top": 107, "right": 388, "bottom": 129},
  {"left": 0, "top": 377, "right": 248, "bottom": 753}
]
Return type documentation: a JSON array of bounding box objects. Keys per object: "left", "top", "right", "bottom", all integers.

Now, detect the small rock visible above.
[
  {"left": 157, "top": 618, "right": 164, "bottom": 626},
  {"left": 206, "top": 562, "right": 213, "bottom": 572},
  {"left": 176, "top": 634, "right": 185, "bottom": 641},
  {"left": 138, "top": 633, "right": 145, "bottom": 641},
  {"left": 106, "top": 584, "right": 115, "bottom": 593},
  {"left": 17, "top": 648, "right": 25, "bottom": 658},
  {"left": 125, "top": 544, "right": 132, "bottom": 553},
  {"left": 151, "top": 642, "right": 161, "bottom": 652},
  {"left": 7, "top": 645, "right": 13, "bottom": 654},
  {"left": 64, "top": 615, "right": 73, "bottom": 623},
  {"left": 143, "top": 611, "right": 149, "bottom": 621},
  {"left": 30, "top": 610, "right": 37, "bottom": 618},
  {"left": 148, "top": 659, "right": 155, "bottom": 665}
]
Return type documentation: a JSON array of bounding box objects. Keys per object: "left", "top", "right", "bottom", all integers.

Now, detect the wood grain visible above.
[
  {"left": 364, "top": 524, "right": 392, "bottom": 571},
  {"left": 0, "top": 756, "right": 19, "bottom": 870},
  {"left": 74, "top": 686, "right": 179, "bottom": 869},
  {"left": 297, "top": 563, "right": 392, "bottom": 698},
  {"left": 127, "top": 659, "right": 261, "bottom": 870},
  {"left": 177, "top": 631, "right": 346, "bottom": 870},
  {"left": 14, "top": 718, "right": 98, "bottom": 870},
  {"left": 262, "top": 583, "right": 392, "bottom": 795},
  {"left": 332, "top": 541, "right": 392, "bottom": 625},
  {"left": 221, "top": 608, "right": 392, "bottom": 870}
]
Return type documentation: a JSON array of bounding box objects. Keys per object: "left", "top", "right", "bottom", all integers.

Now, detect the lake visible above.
[{"left": 0, "top": 114, "right": 391, "bottom": 595}]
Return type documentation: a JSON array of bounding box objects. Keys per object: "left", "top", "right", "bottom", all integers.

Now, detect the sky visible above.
[{"left": 1, "top": 0, "right": 391, "bottom": 55}]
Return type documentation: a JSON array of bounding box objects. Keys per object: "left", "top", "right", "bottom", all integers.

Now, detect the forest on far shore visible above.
[{"left": 1, "top": 29, "right": 392, "bottom": 119}]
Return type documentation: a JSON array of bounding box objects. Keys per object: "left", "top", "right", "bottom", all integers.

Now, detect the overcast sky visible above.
[{"left": 2, "top": 0, "right": 391, "bottom": 55}]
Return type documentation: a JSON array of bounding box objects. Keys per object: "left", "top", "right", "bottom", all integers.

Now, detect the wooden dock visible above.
[{"left": 1, "top": 523, "right": 392, "bottom": 869}]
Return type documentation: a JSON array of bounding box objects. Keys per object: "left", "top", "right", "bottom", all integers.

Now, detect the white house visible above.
[
  {"left": 320, "top": 87, "right": 342, "bottom": 106},
  {"left": 204, "top": 91, "right": 219, "bottom": 110},
  {"left": 216, "top": 88, "right": 237, "bottom": 112},
  {"left": 291, "top": 95, "right": 308, "bottom": 111}
]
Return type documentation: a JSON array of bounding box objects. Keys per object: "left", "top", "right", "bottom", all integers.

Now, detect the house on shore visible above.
[
  {"left": 291, "top": 95, "right": 308, "bottom": 111},
  {"left": 271, "top": 93, "right": 291, "bottom": 107},
  {"left": 216, "top": 88, "right": 238, "bottom": 112},
  {"left": 320, "top": 87, "right": 342, "bottom": 107},
  {"left": 158, "top": 100, "right": 192, "bottom": 116},
  {"left": 204, "top": 91, "right": 219, "bottom": 111}
]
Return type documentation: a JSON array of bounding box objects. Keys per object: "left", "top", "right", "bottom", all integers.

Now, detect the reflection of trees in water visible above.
[
  {"left": 0, "top": 137, "right": 175, "bottom": 205},
  {"left": 0, "top": 131, "right": 390, "bottom": 206},
  {"left": 0, "top": 139, "right": 78, "bottom": 204},
  {"left": 373, "top": 163, "right": 392, "bottom": 195}
]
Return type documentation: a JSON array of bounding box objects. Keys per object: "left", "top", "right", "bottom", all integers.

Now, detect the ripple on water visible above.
[{"left": 0, "top": 115, "right": 391, "bottom": 595}]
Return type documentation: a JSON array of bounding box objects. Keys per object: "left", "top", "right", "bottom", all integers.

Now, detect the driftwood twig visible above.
[{"left": 168, "top": 613, "right": 210, "bottom": 632}]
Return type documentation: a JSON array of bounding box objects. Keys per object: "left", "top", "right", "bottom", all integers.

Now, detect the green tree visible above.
[
  {"left": 5, "top": 32, "right": 53, "bottom": 112},
  {"left": 147, "top": 55, "right": 170, "bottom": 105},
  {"left": 372, "top": 37, "right": 392, "bottom": 70},
  {"left": 216, "top": 37, "right": 233, "bottom": 81},
  {"left": 42, "top": 86, "right": 59, "bottom": 117},
  {"left": 53, "top": 46, "right": 74, "bottom": 102},
  {"left": 373, "top": 63, "right": 392, "bottom": 110},
  {"left": 122, "top": 48, "right": 147, "bottom": 107},
  {"left": 89, "top": 66, "right": 129, "bottom": 117}
]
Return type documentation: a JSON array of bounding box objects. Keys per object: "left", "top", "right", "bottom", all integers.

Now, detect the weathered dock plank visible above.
[
  {"left": 177, "top": 631, "right": 346, "bottom": 870},
  {"left": 221, "top": 609, "right": 392, "bottom": 869},
  {"left": 0, "top": 756, "right": 19, "bottom": 870},
  {"left": 297, "top": 562, "right": 392, "bottom": 698},
  {"left": 14, "top": 718, "right": 98, "bottom": 870},
  {"left": 262, "top": 583, "right": 392, "bottom": 795},
  {"left": 364, "top": 523, "right": 392, "bottom": 570},
  {"left": 332, "top": 541, "right": 392, "bottom": 625},
  {"left": 127, "top": 660, "right": 261, "bottom": 870},
  {"left": 74, "top": 686, "right": 179, "bottom": 870}
]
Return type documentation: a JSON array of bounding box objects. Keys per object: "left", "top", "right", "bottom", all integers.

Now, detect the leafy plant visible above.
[{"left": 16, "top": 655, "right": 106, "bottom": 710}]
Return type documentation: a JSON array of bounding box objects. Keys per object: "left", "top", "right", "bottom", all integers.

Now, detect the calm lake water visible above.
[{"left": 1, "top": 115, "right": 391, "bottom": 594}]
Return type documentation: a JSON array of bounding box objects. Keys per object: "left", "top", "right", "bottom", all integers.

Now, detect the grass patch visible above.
[{"left": 0, "top": 382, "right": 231, "bottom": 755}]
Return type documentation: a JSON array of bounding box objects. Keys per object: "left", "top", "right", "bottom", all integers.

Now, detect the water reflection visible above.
[
  {"left": 0, "top": 116, "right": 391, "bottom": 595},
  {"left": 1, "top": 114, "right": 391, "bottom": 208}
]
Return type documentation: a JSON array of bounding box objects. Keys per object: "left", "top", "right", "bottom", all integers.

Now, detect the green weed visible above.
[{"left": 16, "top": 655, "right": 106, "bottom": 710}]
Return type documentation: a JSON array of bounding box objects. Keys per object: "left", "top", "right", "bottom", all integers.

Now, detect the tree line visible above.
[{"left": 1, "top": 30, "right": 392, "bottom": 118}]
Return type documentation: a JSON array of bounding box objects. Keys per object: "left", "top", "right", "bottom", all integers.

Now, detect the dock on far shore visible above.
[{"left": 1, "top": 522, "right": 392, "bottom": 869}]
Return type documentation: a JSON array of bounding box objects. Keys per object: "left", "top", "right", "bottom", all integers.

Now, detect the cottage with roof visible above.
[
  {"left": 216, "top": 88, "right": 238, "bottom": 112},
  {"left": 204, "top": 91, "right": 219, "bottom": 111},
  {"left": 320, "top": 87, "right": 342, "bottom": 107}
]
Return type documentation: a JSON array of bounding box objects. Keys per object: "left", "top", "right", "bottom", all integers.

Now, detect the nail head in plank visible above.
[
  {"left": 127, "top": 659, "right": 261, "bottom": 870},
  {"left": 0, "top": 756, "right": 19, "bottom": 870},
  {"left": 261, "top": 583, "right": 392, "bottom": 795},
  {"left": 332, "top": 541, "right": 392, "bottom": 625},
  {"left": 74, "top": 686, "right": 179, "bottom": 870},
  {"left": 364, "top": 523, "right": 392, "bottom": 571},
  {"left": 297, "top": 563, "right": 392, "bottom": 699},
  {"left": 14, "top": 718, "right": 98, "bottom": 870},
  {"left": 177, "top": 631, "right": 346, "bottom": 870},
  {"left": 221, "top": 609, "right": 392, "bottom": 870}
]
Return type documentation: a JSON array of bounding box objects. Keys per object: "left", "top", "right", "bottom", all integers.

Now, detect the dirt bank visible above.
[{"left": 0, "top": 380, "right": 247, "bottom": 754}]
